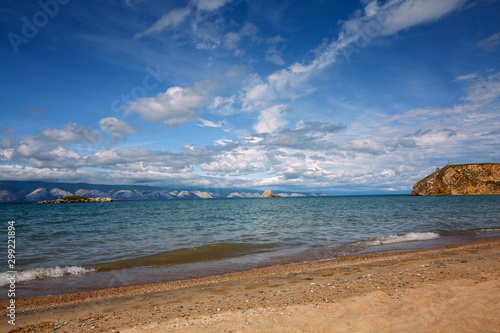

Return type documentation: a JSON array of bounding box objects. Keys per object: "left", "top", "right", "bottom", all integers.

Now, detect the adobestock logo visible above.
[{"left": 7, "top": 0, "right": 71, "bottom": 54}]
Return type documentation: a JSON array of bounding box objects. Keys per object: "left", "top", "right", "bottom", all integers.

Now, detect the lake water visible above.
[{"left": 1, "top": 195, "right": 499, "bottom": 297}]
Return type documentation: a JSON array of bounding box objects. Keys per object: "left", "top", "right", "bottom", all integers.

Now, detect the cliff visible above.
[{"left": 410, "top": 163, "right": 500, "bottom": 196}]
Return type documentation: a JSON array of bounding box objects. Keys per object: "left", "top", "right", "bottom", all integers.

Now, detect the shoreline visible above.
[{"left": 2, "top": 238, "right": 499, "bottom": 332}]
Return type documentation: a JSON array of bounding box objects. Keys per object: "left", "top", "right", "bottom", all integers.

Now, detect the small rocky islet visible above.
[
  {"left": 37, "top": 195, "right": 113, "bottom": 204},
  {"left": 261, "top": 190, "right": 282, "bottom": 198}
]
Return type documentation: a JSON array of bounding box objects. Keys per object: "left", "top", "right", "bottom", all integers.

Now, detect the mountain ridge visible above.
[{"left": 0, "top": 181, "right": 331, "bottom": 202}]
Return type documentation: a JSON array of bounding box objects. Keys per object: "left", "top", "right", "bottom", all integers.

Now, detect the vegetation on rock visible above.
[{"left": 37, "top": 196, "right": 113, "bottom": 204}]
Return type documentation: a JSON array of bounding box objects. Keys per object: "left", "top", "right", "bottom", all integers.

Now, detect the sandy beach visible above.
[{"left": 2, "top": 239, "right": 499, "bottom": 333}]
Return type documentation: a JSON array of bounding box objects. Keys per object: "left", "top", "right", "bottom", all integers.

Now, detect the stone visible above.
[{"left": 261, "top": 190, "right": 282, "bottom": 198}]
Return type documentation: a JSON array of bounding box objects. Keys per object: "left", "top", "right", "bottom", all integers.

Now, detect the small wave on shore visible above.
[
  {"left": 365, "top": 232, "right": 441, "bottom": 246},
  {"left": 89, "top": 242, "right": 275, "bottom": 272},
  {"left": 0, "top": 266, "right": 95, "bottom": 287}
]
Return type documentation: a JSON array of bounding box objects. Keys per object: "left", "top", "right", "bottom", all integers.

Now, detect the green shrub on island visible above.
[
  {"left": 60, "top": 195, "right": 90, "bottom": 202},
  {"left": 36, "top": 196, "right": 113, "bottom": 204}
]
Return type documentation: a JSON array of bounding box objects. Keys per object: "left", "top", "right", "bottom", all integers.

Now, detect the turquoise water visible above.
[{"left": 1, "top": 195, "right": 499, "bottom": 297}]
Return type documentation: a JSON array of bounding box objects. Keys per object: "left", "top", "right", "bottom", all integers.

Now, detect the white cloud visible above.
[
  {"left": 223, "top": 22, "right": 259, "bottom": 55},
  {"left": 253, "top": 104, "right": 288, "bottom": 134},
  {"left": 340, "top": 138, "right": 385, "bottom": 155},
  {"left": 199, "top": 146, "right": 268, "bottom": 176},
  {"left": 123, "top": 0, "right": 146, "bottom": 8},
  {"left": 134, "top": 6, "right": 191, "bottom": 39},
  {"left": 223, "top": 32, "right": 241, "bottom": 50},
  {"left": 380, "top": 0, "right": 467, "bottom": 36},
  {"left": 99, "top": 117, "right": 138, "bottom": 143},
  {"left": 266, "top": 47, "right": 285, "bottom": 66},
  {"left": 340, "top": 0, "right": 467, "bottom": 38},
  {"left": 197, "top": 118, "right": 223, "bottom": 128},
  {"left": 464, "top": 72, "right": 500, "bottom": 106},
  {"left": 208, "top": 95, "right": 236, "bottom": 115},
  {"left": 38, "top": 123, "right": 102, "bottom": 145},
  {"left": 453, "top": 72, "right": 478, "bottom": 82},
  {"left": 192, "top": 19, "right": 223, "bottom": 50},
  {"left": 242, "top": 0, "right": 470, "bottom": 115},
  {"left": 14, "top": 137, "right": 83, "bottom": 169},
  {"left": 242, "top": 69, "right": 314, "bottom": 112},
  {"left": 126, "top": 79, "right": 218, "bottom": 127},
  {"left": 192, "top": 0, "right": 233, "bottom": 12},
  {"left": 214, "top": 138, "right": 233, "bottom": 145},
  {"left": 265, "top": 35, "right": 285, "bottom": 66},
  {"left": 134, "top": 0, "right": 238, "bottom": 41},
  {"left": 476, "top": 32, "right": 500, "bottom": 51}
]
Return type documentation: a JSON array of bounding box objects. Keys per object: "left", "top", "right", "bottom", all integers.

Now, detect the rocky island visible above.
[
  {"left": 37, "top": 196, "right": 113, "bottom": 204},
  {"left": 410, "top": 163, "right": 500, "bottom": 196},
  {"left": 261, "top": 190, "right": 282, "bottom": 198}
]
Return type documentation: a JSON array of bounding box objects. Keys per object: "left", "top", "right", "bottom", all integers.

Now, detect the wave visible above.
[
  {"left": 365, "top": 232, "right": 441, "bottom": 246},
  {"left": 90, "top": 242, "right": 274, "bottom": 272},
  {"left": 475, "top": 228, "right": 500, "bottom": 234},
  {"left": 0, "top": 266, "right": 95, "bottom": 287}
]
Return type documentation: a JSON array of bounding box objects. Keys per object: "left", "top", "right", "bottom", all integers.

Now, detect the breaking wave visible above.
[
  {"left": 0, "top": 266, "right": 95, "bottom": 286},
  {"left": 365, "top": 232, "right": 441, "bottom": 246}
]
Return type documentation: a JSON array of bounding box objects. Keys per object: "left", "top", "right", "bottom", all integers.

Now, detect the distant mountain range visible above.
[{"left": 0, "top": 181, "right": 331, "bottom": 203}]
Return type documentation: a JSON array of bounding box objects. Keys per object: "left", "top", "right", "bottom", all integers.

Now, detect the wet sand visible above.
[{"left": 2, "top": 239, "right": 499, "bottom": 332}]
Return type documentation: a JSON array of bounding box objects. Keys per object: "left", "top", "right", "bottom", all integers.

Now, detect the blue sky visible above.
[{"left": 1, "top": 0, "right": 499, "bottom": 194}]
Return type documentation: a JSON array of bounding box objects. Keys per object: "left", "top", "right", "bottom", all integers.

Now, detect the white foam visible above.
[
  {"left": 0, "top": 266, "right": 95, "bottom": 286},
  {"left": 366, "top": 232, "right": 440, "bottom": 246},
  {"left": 476, "top": 228, "right": 500, "bottom": 234}
]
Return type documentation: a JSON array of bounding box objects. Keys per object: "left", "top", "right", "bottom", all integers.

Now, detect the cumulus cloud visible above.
[
  {"left": 3, "top": 0, "right": 497, "bottom": 193},
  {"left": 340, "top": 138, "right": 385, "bottom": 155},
  {"left": 260, "top": 121, "right": 345, "bottom": 150},
  {"left": 14, "top": 137, "right": 83, "bottom": 169},
  {"left": 199, "top": 146, "right": 268, "bottom": 176},
  {"left": 126, "top": 79, "right": 218, "bottom": 127},
  {"left": 38, "top": 123, "right": 102, "bottom": 146},
  {"left": 99, "top": 117, "right": 139, "bottom": 144},
  {"left": 253, "top": 104, "right": 288, "bottom": 134}
]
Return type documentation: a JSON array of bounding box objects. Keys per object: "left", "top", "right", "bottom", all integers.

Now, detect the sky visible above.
[{"left": 1, "top": 0, "right": 499, "bottom": 194}]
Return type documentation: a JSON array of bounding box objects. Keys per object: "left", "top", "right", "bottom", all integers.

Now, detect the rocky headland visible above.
[{"left": 410, "top": 163, "right": 500, "bottom": 196}]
